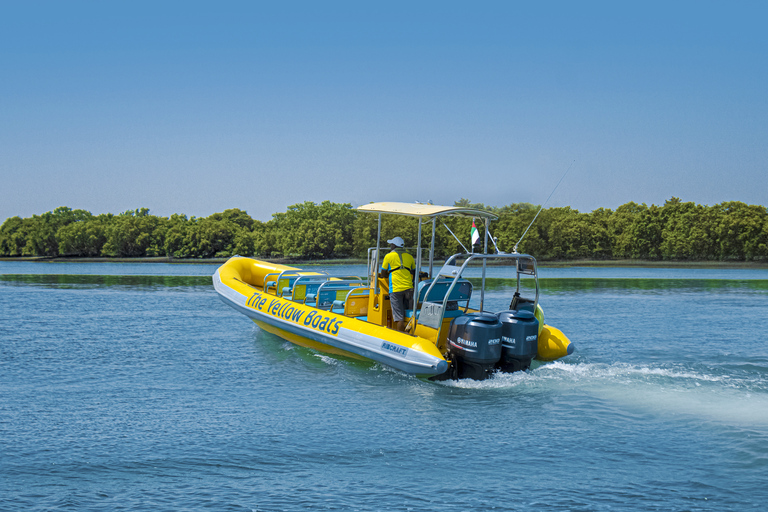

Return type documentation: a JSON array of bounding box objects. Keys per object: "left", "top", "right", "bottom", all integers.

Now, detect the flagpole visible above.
[{"left": 471, "top": 217, "right": 480, "bottom": 254}]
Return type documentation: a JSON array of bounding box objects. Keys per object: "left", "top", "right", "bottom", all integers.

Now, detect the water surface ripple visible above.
[{"left": 2, "top": 263, "right": 768, "bottom": 511}]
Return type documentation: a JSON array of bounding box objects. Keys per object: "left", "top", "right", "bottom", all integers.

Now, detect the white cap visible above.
[{"left": 387, "top": 236, "right": 405, "bottom": 248}]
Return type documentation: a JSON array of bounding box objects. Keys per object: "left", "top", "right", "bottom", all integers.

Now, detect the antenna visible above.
[{"left": 513, "top": 160, "right": 575, "bottom": 253}]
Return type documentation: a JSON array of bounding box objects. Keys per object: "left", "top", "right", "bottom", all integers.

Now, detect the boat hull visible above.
[{"left": 213, "top": 260, "right": 449, "bottom": 376}]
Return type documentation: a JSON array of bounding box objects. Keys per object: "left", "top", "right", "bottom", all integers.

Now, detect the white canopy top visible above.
[{"left": 356, "top": 202, "right": 498, "bottom": 220}]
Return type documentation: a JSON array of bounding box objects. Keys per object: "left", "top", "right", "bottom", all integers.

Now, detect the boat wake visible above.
[
  {"left": 440, "top": 360, "right": 768, "bottom": 427},
  {"left": 312, "top": 353, "right": 343, "bottom": 366},
  {"left": 254, "top": 325, "right": 768, "bottom": 428}
]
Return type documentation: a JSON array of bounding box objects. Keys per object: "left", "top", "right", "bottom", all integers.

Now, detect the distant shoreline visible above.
[{"left": 2, "top": 256, "right": 767, "bottom": 269}]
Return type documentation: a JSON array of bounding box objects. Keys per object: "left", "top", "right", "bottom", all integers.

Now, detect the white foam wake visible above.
[{"left": 443, "top": 360, "right": 768, "bottom": 427}]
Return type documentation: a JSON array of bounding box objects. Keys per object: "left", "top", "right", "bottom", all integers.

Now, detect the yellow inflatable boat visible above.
[{"left": 213, "top": 202, "right": 573, "bottom": 380}]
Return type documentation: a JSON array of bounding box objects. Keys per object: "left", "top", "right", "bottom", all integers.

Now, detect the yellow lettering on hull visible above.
[{"left": 246, "top": 290, "right": 344, "bottom": 337}]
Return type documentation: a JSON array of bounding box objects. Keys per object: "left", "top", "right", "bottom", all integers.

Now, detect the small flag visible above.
[{"left": 471, "top": 219, "right": 480, "bottom": 247}]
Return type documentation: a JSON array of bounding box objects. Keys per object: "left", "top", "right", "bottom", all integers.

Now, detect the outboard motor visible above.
[
  {"left": 497, "top": 310, "right": 539, "bottom": 372},
  {"left": 446, "top": 313, "right": 502, "bottom": 380}
]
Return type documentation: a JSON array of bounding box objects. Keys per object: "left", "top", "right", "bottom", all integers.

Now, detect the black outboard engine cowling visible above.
[
  {"left": 497, "top": 310, "right": 539, "bottom": 373},
  {"left": 446, "top": 313, "right": 502, "bottom": 380}
]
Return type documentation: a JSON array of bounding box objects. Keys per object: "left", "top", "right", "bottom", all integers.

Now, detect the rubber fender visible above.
[{"left": 535, "top": 325, "right": 573, "bottom": 361}]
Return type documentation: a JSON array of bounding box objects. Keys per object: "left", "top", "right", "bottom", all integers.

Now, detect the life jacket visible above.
[{"left": 382, "top": 250, "right": 415, "bottom": 292}]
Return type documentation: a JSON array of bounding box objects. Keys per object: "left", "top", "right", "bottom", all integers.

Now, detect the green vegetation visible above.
[{"left": 1, "top": 198, "right": 767, "bottom": 261}]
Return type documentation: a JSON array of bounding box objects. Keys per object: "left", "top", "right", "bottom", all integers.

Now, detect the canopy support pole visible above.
[
  {"left": 480, "top": 217, "right": 489, "bottom": 312},
  {"left": 415, "top": 218, "right": 423, "bottom": 293},
  {"left": 374, "top": 213, "right": 382, "bottom": 296},
  {"left": 429, "top": 217, "right": 436, "bottom": 277}
]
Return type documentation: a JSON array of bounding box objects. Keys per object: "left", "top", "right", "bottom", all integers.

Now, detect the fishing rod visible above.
[{"left": 513, "top": 160, "right": 575, "bottom": 253}]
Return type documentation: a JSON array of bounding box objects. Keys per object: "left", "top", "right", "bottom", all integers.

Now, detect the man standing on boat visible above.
[{"left": 380, "top": 236, "right": 415, "bottom": 332}]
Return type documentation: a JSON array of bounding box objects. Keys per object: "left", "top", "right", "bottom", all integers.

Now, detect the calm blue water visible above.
[{"left": 2, "top": 262, "right": 768, "bottom": 511}]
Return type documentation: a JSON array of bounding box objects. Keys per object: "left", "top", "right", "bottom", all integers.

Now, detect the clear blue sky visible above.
[{"left": 2, "top": 1, "right": 767, "bottom": 222}]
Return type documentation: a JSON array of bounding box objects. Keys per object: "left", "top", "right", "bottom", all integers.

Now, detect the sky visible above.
[{"left": 1, "top": 1, "right": 767, "bottom": 223}]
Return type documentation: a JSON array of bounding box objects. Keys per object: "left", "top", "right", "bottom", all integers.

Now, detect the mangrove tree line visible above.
[{"left": 1, "top": 198, "right": 767, "bottom": 261}]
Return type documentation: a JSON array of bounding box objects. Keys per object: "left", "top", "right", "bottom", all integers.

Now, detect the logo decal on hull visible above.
[
  {"left": 247, "top": 291, "right": 343, "bottom": 335},
  {"left": 381, "top": 341, "right": 408, "bottom": 357}
]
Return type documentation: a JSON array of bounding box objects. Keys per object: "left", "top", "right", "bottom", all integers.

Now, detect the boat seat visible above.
[
  {"left": 302, "top": 282, "right": 332, "bottom": 306},
  {"left": 405, "top": 302, "right": 466, "bottom": 319},
  {"left": 294, "top": 281, "right": 325, "bottom": 304},
  {"left": 263, "top": 273, "right": 279, "bottom": 294},
  {"left": 343, "top": 288, "right": 370, "bottom": 318},
  {"left": 268, "top": 270, "right": 334, "bottom": 298},
  {"left": 415, "top": 278, "right": 473, "bottom": 303},
  {"left": 276, "top": 274, "right": 306, "bottom": 298},
  {"left": 331, "top": 300, "right": 345, "bottom": 314},
  {"left": 313, "top": 281, "right": 362, "bottom": 310},
  {"left": 329, "top": 285, "right": 369, "bottom": 315},
  {"left": 265, "top": 272, "right": 302, "bottom": 296},
  {"left": 405, "top": 278, "right": 473, "bottom": 319},
  {"left": 292, "top": 275, "right": 364, "bottom": 305}
]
